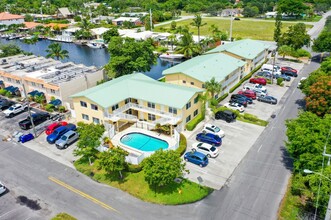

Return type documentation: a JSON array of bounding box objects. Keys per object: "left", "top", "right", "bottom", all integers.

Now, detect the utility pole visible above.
[
  {"left": 22, "top": 84, "right": 37, "bottom": 137},
  {"left": 322, "top": 128, "right": 331, "bottom": 220},
  {"left": 149, "top": 9, "right": 153, "bottom": 31},
  {"left": 229, "top": 10, "right": 233, "bottom": 41}
]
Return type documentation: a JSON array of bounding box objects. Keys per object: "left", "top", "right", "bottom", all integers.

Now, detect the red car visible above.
[
  {"left": 45, "top": 121, "right": 68, "bottom": 135},
  {"left": 249, "top": 77, "right": 267, "bottom": 85},
  {"left": 281, "top": 66, "right": 297, "bottom": 73},
  {"left": 238, "top": 90, "right": 257, "bottom": 99}
]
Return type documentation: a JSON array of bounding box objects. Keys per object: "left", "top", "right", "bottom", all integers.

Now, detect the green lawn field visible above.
[{"left": 154, "top": 18, "right": 313, "bottom": 41}]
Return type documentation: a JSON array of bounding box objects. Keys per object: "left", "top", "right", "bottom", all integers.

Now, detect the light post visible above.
[{"left": 304, "top": 169, "right": 331, "bottom": 220}]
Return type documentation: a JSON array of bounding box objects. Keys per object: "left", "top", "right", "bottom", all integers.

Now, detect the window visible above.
[
  {"left": 91, "top": 104, "right": 98, "bottom": 111},
  {"left": 148, "top": 102, "right": 155, "bottom": 108},
  {"left": 190, "top": 82, "right": 194, "bottom": 85},
  {"left": 92, "top": 117, "right": 100, "bottom": 124},
  {"left": 182, "top": 80, "right": 186, "bottom": 83},
  {"left": 186, "top": 115, "right": 191, "bottom": 123},
  {"left": 80, "top": 101, "right": 87, "bottom": 107},
  {"left": 82, "top": 114, "right": 89, "bottom": 120},
  {"left": 186, "top": 101, "right": 191, "bottom": 110},
  {"left": 125, "top": 98, "right": 131, "bottom": 104},
  {"left": 194, "top": 109, "right": 199, "bottom": 117},
  {"left": 16, "top": 80, "right": 20, "bottom": 84},
  {"left": 112, "top": 104, "right": 119, "bottom": 111},
  {"left": 169, "top": 107, "right": 177, "bottom": 114},
  {"left": 32, "top": 82, "right": 36, "bottom": 86},
  {"left": 41, "top": 84, "right": 44, "bottom": 88},
  {"left": 194, "top": 96, "right": 199, "bottom": 104},
  {"left": 202, "top": 84, "right": 205, "bottom": 88},
  {"left": 7, "top": 78, "right": 11, "bottom": 82},
  {"left": 148, "top": 113, "right": 156, "bottom": 121},
  {"left": 50, "top": 89, "right": 56, "bottom": 94}
]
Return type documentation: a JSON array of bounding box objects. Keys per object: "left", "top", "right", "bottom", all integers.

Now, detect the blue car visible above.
[
  {"left": 46, "top": 123, "right": 76, "bottom": 144},
  {"left": 19, "top": 133, "right": 34, "bottom": 143},
  {"left": 184, "top": 151, "right": 209, "bottom": 167},
  {"left": 196, "top": 133, "right": 222, "bottom": 146}
]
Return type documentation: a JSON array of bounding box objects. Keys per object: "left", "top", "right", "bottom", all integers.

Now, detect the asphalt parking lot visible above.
[{"left": 183, "top": 59, "right": 306, "bottom": 189}]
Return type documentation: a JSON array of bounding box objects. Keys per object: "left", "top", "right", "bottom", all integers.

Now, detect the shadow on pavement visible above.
[
  {"left": 295, "top": 99, "right": 306, "bottom": 110},
  {"left": 280, "top": 145, "right": 293, "bottom": 171}
]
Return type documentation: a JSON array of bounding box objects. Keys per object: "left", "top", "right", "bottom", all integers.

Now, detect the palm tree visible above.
[
  {"left": 191, "top": 14, "right": 207, "bottom": 44},
  {"left": 205, "top": 77, "right": 222, "bottom": 99},
  {"left": 46, "top": 43, "right": 69, "bottom": 60},
  {"left": 175, "top": 30, "right": 200, "bottom": 58},
  {"left": 168, "top": 34, "right": 177, "bottom": 51}
]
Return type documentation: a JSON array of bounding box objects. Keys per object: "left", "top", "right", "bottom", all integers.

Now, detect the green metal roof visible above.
[
  {"left": 206, "top": 39, "right": 270, "bottom": 59},
  {"left": 162, "top": 53, "right": 246, "bottom": 82},
  {"left": 71, "top": 73, "right": 203, "bottom": 109}
]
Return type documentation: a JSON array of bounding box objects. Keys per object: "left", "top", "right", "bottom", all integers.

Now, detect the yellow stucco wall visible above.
[
  {"left": 72, "top": 97, "right": 105, "bottom": 124},
  {"left": 164, "top": 74, "right": 204, "bottom": 89}
]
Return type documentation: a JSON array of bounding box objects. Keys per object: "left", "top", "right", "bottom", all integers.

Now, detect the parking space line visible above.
[
  {"left": 257, "top": 144, "right": 263, "bottom": 152},
  {"left": 48, "top": 176, "right": 120, "bottom": 213}
]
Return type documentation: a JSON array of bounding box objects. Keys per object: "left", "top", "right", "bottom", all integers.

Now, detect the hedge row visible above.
[
  {"left": 185, "top": 112, "right": 205, "bottom": 131},
  {"left": 217, "top": 93, "right": 229, "bottom": 102},
  {"left": 175, "top": 133, "right": 187, "bottom": 156},
  {"left": 229, "top": 60, "right": 268, "bottom": 93}
]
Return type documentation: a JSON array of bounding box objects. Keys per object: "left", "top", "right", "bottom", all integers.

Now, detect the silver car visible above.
[{"left": 55, "top": 130, "right": 79, "bottom": 149}]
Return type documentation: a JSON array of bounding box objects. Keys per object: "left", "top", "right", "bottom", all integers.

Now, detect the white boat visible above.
[
  {"left": 86, "top": 39, "right": 105, "bottom": 49},
  {"left": 159, "top": 53, "right": 184, "bottom": 60}
]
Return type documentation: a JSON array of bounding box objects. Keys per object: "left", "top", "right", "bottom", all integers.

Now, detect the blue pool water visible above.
[{"left": 120, "top": 132, "right": 169, "bottom": 152}]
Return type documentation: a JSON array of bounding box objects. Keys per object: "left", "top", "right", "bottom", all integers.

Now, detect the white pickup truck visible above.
[{"left": 3, "top": 103, "right": 28, "bottom": 118}]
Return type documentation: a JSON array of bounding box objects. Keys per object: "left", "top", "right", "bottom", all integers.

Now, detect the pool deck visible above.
[{"left": 111, "top": 127, "right": 177, "bottom": 156}]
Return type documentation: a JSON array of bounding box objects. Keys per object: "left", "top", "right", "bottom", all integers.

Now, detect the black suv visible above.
[
  {"left": 0, "top": 99, "right": 15, "bottom": 111},
  {"left": 230, "top": 95, "right": 248, "bottom": 107},
  {"left": 215, "top": 110, "right": 237, "bottom": 123},
  {"left": 18, "top": 112, "right": 50, "bottom": 130},
  {"left": 281, "top": 70, "right": 298, "bottom": 77}
]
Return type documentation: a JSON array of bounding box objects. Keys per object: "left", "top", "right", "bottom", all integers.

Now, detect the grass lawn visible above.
[
  {"left": 74, "top": 158, "right": 212, "bottom": 205},
  {"left": 278, "top": 177, "right": 301, "bottom": 220},
  {"left": 154, "top": 18, "right": 313, "bottom": 41}
]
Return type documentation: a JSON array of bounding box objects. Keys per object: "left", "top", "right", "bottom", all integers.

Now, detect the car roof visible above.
[
  {"left": 189, "top": 151, "right": 206, "bottom": 158},
  {"left": 63, "top": 130, "right": 76, "bottom": 136},
  {"left": 55, "top": 126, "right": 67, "bottom": 132}
]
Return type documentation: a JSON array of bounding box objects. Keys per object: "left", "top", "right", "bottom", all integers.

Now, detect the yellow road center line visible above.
[{"left": 48, "top": 176, "right": 120, "bottom": 213}]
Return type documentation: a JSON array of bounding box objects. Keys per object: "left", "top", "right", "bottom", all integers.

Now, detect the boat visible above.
[
  {"left": 159, "top": 53, "right": 184, "bottom": 60},
  {"left": 86, "top": 39, "right": 106, "bottom": 49}
]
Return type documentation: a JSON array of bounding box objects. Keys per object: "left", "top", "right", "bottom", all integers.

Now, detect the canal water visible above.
[{"left": 0, "top": 38, "right": 178, "bottom": 80}]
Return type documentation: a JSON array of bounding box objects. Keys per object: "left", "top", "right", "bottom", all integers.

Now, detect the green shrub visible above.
[
  {"left": 277, "top": 77, "right": 284, "bottom": 85},
  {"left": 229, "top": 82, "right": 241, "bottom": 93},
  {"left": 58, "top": 106, "right": 66, "bottom": 113},
  {"left": 185, "top": 113, "right": 205, "bottom": 131},
  {"left": 175, "top": 134, "right": 187, "bottom": 156},
  {"left": 209, "top": 98, "right": 218, "bottom": 107},
  {"left": 45, "top": 103, "right": 55, "bottom": 112},
  {"left": 0, "top": 88, "right": 6, "bottom": 95},
  {"left": 267, "top": 79, "right": 272, "bottom": 84},
  {"left": 52, "top": 213, "right": 77, "bottom": 220},
  {"left": 5, "top": 91, "right": 12, "bottom": 98},
  {"left": 217, "top": 93, "right": 228, "bottom": 102},
  {"left": 125, "top": 163, "right": 143, "bottom": 173},
  {"left": 291, "top": 49, "right": 311, "bottom": 58}
]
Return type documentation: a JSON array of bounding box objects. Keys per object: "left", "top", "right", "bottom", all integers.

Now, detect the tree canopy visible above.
[
  {"left": 279, "top": 23, "right": 311, "bottom": 50},
  {"left": 74, "top": 122, "right": 105, "bottom": 165},
  {"left": 143, "top": 149, "right": 187, "bottom": 188},
  {"left": 45, "top": 43, "right": 69, "bottom": 60},
  {"left": 105, "top": 37, "right": 156, "bottom": 78},
  {"left": 97, "top": 147, "right": 128, "bottom": 179},
  {"left": 102, "top": 28, "right": 120, "bottom": 44},
  {"left": 205, "top": 77, "right": 222, "bottom": 98}
]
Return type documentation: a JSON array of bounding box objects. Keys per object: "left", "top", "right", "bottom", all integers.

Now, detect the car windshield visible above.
[
  {"left": 53, "top": 130, "right": 59, "bottom": 135},
  {"left": 214, "top": 127, "right": 220, "bottom": 132},
  {"left": 8, "top": 107, "right": 14, "bottom": 111},
  {"left": 203, "top": 156, "right": 208, "bottom": 161},
  {"left": 61, "top": 135, "right": 67, "bottom": 140},
  {"left": 210, "top": 146, "right": 217, "bottom": 152},
  {"left": 256, "top": 84, "right": 262, "bottom": 88}
]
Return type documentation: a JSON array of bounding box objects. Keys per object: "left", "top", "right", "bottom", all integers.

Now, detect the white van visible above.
[
  {"left": 243, "top": 83, "right": 268, "bottom": 95},
  {"left": 261, "top": 64, "right": 281, "bottom": 74}
]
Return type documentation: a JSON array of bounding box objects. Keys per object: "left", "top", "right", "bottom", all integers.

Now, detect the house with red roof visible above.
[{"left": 0, "top": 12, "right": 24, "bottom": 26}]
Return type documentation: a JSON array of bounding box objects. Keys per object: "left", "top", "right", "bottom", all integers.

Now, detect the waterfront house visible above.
[
  {"left": 57, "top": 8, "right": 73, "bottom": 19},
  {"left": 90, "top": 27, "right": 110, "bottom": 39},
  {"left": 205, "top": 39, "right": 270, "bottom": 74},
  {"left": 0, "top": 55, "right": 103, "bottom": 112},
  {"left": 112, "top": 17, "right": 141, "bottom": 26},
  {"left": 0, "top": 12, "right": 24, "bottom": 26},
  {"left": 70, "top": 73, "right": 203, "bottom": 134},
  {"left": 162, "top": 53, "right": 246, "bottom": 98}
]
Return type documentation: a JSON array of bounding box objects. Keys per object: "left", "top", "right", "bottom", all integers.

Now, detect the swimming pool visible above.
[{"left": 120, "top": 132, "right": 169, "bottom": 152}]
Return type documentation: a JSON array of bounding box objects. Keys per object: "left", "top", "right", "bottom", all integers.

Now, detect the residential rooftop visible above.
[
  {"left": 0, "top": 55, "right": 99, "bottom": 85},
  {"left": 206, "top": 39, "right": 271, "bottom": 59},
  {"left": 71, "top": 73, "right": 203, "bottom": 109},
  {"left": 162, "top": 53, "right": 246, "bottom": 82},
  {"left": 0, "top": 12, "right": 24, "bottom": 21}
]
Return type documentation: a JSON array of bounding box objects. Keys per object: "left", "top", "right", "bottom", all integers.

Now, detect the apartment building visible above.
[
  {"left": 0, "top": 55, "right": 103, "bottom": 108},
  {"left": 71, "top": 73, "right": 203, "bottom": 133}
]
